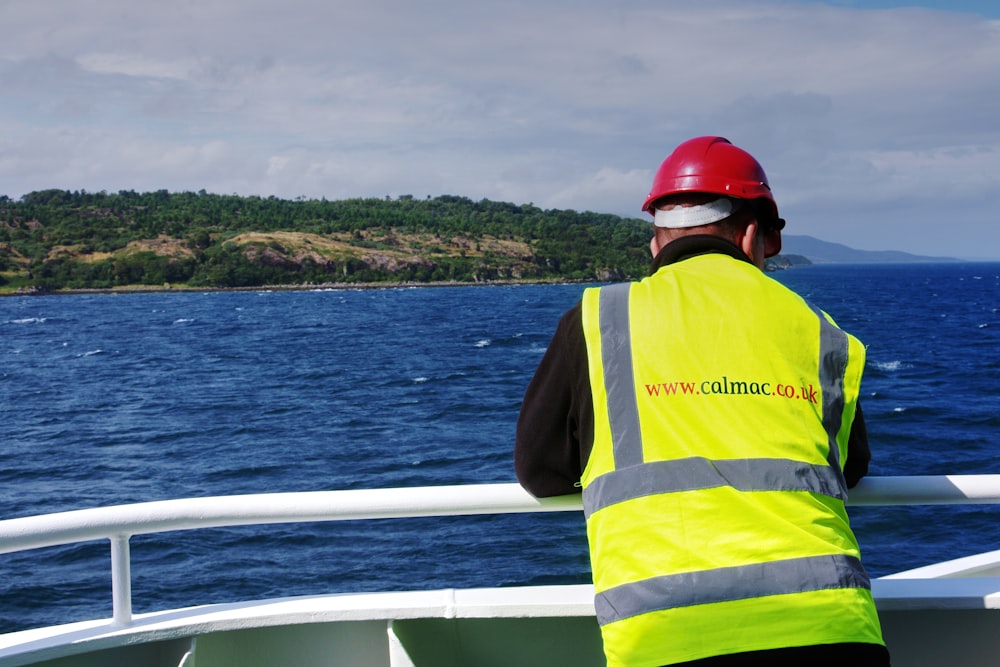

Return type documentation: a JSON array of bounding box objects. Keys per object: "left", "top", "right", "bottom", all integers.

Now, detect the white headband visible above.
[{"left": 653, "top": 198, "right": 739, "bottom": 228}]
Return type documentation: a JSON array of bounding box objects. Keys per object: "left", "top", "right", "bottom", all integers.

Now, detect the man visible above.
[{"left": 514, "top": 136, "right": 889, "bottom": 666}]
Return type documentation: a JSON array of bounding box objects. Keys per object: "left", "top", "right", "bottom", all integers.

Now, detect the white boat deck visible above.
[{"left": 2, "top": 477, "right": 1000, "bottom": 667}]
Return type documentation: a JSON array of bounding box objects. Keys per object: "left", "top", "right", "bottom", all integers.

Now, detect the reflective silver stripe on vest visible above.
[
  {"left": 600, "top": 282, "right": 644, "bottom": 468},
  {"left": 584, "top": 285, "right": 851, "bottom": 518},
  {"left": 812, "top": 304, "right": 850, "bottom": 490},
  {"left": 594, "top": 554, "right": 870, "bottom": 626},
  {"left": 582, "top": 456, "right": 845, "bottom": 518}
]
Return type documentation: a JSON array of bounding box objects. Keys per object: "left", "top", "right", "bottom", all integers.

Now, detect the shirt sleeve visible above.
[
  {"left": 843, "top": 401, "right": 872, "bottom": 489},
  {"left": 514, "top": 303, "right": 593, "bottom": 497}
]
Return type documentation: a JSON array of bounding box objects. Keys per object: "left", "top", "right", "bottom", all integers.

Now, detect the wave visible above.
[
  {"left": 870, "top": 360, "right": 910, "bottom": 372},
  {"left": 473, "top": 333, "right": 537, "bottom": 349}
]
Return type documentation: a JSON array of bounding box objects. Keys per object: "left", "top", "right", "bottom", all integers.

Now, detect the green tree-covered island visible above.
[{"left": 0, "top": 189, "right": 807, "bottom": 294}]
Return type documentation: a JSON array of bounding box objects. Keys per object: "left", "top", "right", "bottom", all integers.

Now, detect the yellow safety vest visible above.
[{"left": 580, "top": 253, "right": 883, "bottom": 667}]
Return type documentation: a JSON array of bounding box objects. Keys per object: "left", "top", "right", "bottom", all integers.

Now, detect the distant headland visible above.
[{"left": 780, "top": 235, "right": 959, "bottom": 264}]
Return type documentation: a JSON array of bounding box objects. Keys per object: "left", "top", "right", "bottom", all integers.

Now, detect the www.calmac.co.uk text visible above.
[{"left": 643, "top": 377, "right": 819, "bottom": 404}]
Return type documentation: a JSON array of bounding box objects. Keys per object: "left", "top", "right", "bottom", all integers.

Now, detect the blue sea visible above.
[{"left": 2, "top": 262, "right": 1000, "bottom": 634}]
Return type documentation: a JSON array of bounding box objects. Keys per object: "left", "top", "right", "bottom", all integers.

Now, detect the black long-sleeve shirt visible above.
[{"left": 514, "top": 235, "right": 871, "bottom": 497}]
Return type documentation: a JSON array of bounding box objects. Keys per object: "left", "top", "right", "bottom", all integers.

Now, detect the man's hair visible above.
[{"left": 715, "top": 204, "right": 757, "bottom": 240}]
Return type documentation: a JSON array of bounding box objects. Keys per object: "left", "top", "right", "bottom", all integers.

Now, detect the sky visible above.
[{"left": 1, "top": 1, "right": 999, "bottom": 259}]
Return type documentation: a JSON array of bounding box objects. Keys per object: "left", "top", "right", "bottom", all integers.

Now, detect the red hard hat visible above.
[{"left": 642, "top": 136, "right": 778, "bottom": 219}]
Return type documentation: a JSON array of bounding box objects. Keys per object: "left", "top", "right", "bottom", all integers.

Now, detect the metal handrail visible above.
[{"left": 2, "top": 476, "right": 1000, "bottom": 627}]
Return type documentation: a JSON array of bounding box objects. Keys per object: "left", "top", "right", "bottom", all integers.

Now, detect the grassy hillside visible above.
[{"left": 0, "top": 190, "right": 653, "bottom": 293}]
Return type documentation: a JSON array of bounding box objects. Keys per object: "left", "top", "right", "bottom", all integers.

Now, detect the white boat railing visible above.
[{"left": 2, "top": 476, "right": 1000, "bottom": 628}]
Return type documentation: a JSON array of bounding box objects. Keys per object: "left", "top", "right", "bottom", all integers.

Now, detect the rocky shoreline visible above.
[{"left": 1, "top": 277, "right": 586, "bottom": 297}]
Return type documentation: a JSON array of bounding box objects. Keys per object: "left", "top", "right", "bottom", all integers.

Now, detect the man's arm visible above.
[
  {"left": 843, "top": 402, "right": 871, "bottom": 489},
  {"left": 514, "top": 304, "right": 592, "bottom": 497}
]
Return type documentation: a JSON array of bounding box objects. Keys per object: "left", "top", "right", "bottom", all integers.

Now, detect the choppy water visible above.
[{"left": 2, "top": 262, "right": 1000, "bottom": 633}]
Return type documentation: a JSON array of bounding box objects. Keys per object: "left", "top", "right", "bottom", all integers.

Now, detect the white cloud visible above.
[
  {"left": 1, "top": 0, "right": 999, "bottom": 257},
  {"left": 77, "top": 53, "right": 198, "bottom": 80}
]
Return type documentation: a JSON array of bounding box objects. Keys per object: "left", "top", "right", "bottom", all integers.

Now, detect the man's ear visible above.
[
  {"left": 738, "top": 221, "right": 755, "bottom": 255},
  {"left": 650, "top": 233, "right": 662, "bottom": 258}
]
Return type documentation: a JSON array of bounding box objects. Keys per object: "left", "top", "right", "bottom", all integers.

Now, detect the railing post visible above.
[{"left": 110, "top": 534, "right": 132, "bottom": 626}]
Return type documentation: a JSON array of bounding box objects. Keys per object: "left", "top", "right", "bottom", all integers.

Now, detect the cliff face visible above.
[
  {"left": 226, "top": 230, "right": 541, "bottom": 279},
  {"left": 0, "top": 226, "right": 554, "bottom": 291}
]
